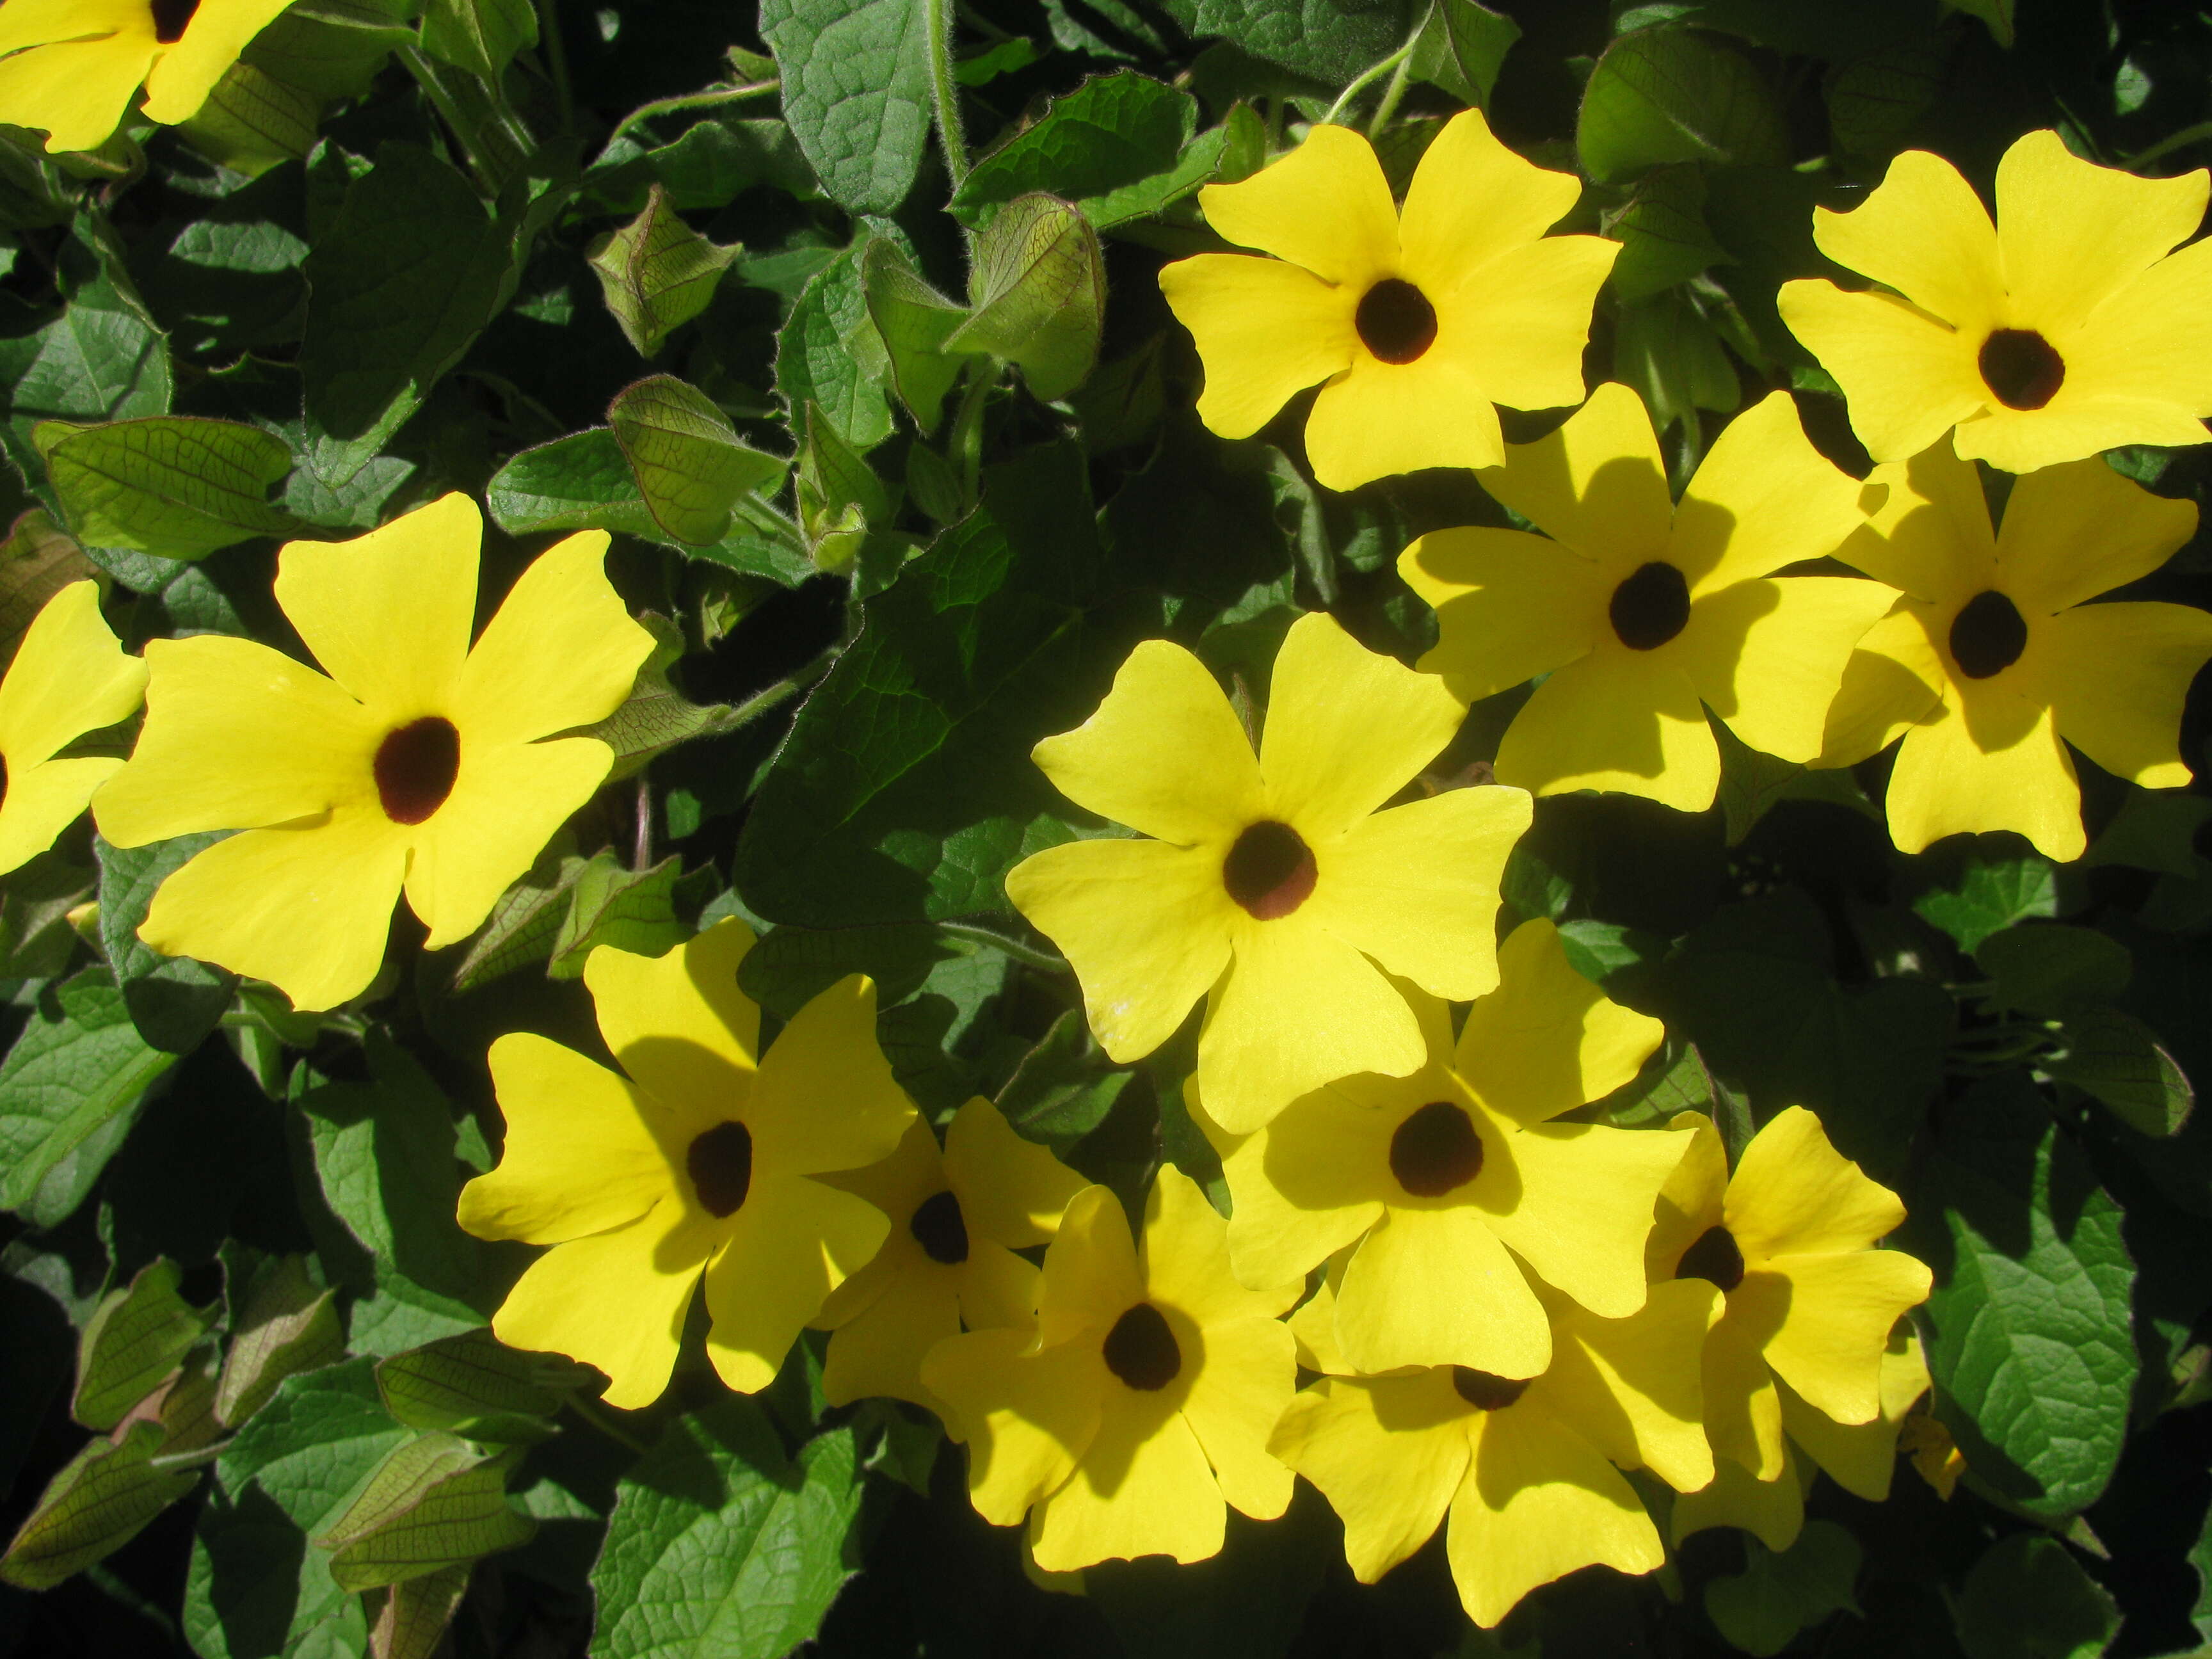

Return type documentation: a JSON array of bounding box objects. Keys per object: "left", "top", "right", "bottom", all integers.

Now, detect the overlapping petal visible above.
[
  {"left": 1158, "top": 256, "right": 1358, "bottom": 440},
  {"left": 0, "top": 580, "right": 145, "bottom": 767},
  {"left": 1269, "top": 1372, "right": 1470, "bottom": 1582},
  {"left": 1402, "top": 526, "right": 1608, "bottom": 703},
  {"left": 1455, "top": 919, "right": 1665, "bottom": 1126},
  {"left": 2033, "top": 602, "right": 2212, "bottom": 787},
  {"left": 453, "top": 529, "right": 652, "bottom": 748},
  {"left": 1475, "top": 381, "right": 1675, "bottom": 566},
  {"left": 1994, "top": 129, "right": 2209, "bottom": 331},
  {"left": 1493, "top": 645, "right": 1720, "bottom": 812},
  {"left": 1336, "top": 1202, "right": 1550, "bottom": 1379},
  {"left": 582, "top": 920, "right": 762, "bottom": 1128},
  {"left": 744, "top": 973, "right": 915, "bottom": 1177},
  {"left": 703, "top": 1174, "right": 890, "bottom": 1393},
  {"left": 1194, "top": 122, "right": 1398, "bottom": 286},
  {"left": 1807, "top": 148, "right": 2000, "bottom": 332},
  {"left": 1304, "top": 347, "right": 1509, "bottom": 488}
]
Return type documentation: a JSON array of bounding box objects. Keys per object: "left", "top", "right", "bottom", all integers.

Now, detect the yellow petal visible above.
[
  {"left": 1450, "top": 1403, "right": 1664, "bottom": 1628},
  {"left": 1286, "top": 1278, "right": 1352, "bottom": 1375},
  {"left": 812, "top": 1114, "right": 944, "bottom": 1327},
  {"left": 1839, "top": 438, "right": 1996, "bottom": 606},
  {"left": 139, "top": 0, "right": 295, "bottom": 123},
  {"left": 1428, "top": 236, "right": 1616, "bottom": 417},
  {"left": 1995, "top": 129, "right": 2210, "bottom": 333},
  {"left": 958, "top": 1238, "right": 1044, "bottom": 1336},
  {"left": 1704, "top": 1301, "right": 1786, "bottom": 1480},
  {"left": 1494, "top": 643, "right": 1720, "bottom": 812},
  {"left": 1487, "top": 1116, "right": 1692, "bottom": 1320},
  {"left": 1955, "top": 389, "right": 2212, "bottom": 474},
  {"left": 1032, "top": 1392, "right": 1225, "bottom": 1569},
  {"left": 406, "top": 736, "right": 613, "bottom": 949},
  {"left": 136, "top": 808, "right": 408, "bottom": 1012},
  {"left": 1775, "top": 280, "right": 1987, "bottom": 465},
  {"left": 1886, "top": 693, "right": 2083, "bottom": 861},
  {"left": 0, "top": 29, "right": 156, "bottom": 154},
  {"left": 1215, "top": 1084, "right": 1391, "bottom": 1290},
  {"left": 2058, "top": 236, "right": 2212, "bottom": 415},
  {"left": 582, "top": 919, "right": 762, "bottom": 1135},
  {"left": 1811, "top": 604, "right": 1946, "bottom": 770},
  {"left": 0, "top": 581, "right": 144, "bottom": 765},
  {"left": 454, "top": 529, "right": 652, "bottom": 749},
  {"left": 0, "top": 757, "right": 118, "bottom": 876},
  {"left": 1036, "top": 1185, "right": 1144, "bottom": 1349},
  {"left": 1476, "top": 381, "right": 1674, "bottom": 568},
  {"left": 2034, "top": 602, "right": 2212, "bottom": 788},
  {"left": 1304, "top": 346, "right": 1509, "bottom": 490},
  {"left": 92, "top": 635, "right": 378, "bottom": 845},
  {"left": 1029, "top": 637, "right": 1263, "bottom": 842},
  {"left": 1671, "top": 392, "right": 1868, "bottom": 595},
  {"left": 1645, "top": 1110, "right": 1728, "bottom": 1281},
  {"left": 1753, "top": 1252, "right": 1932, "bottom": 1427},
  {"left": 1543, "top": 1279, "right": 1721, "bottom": 1494},
  {"left": 1141, "top": 1163, "right": 1301, "bottom": 1331},
  {"left": 1178, "top": 1315, "right": 1297, "bottom": 1521},
  {"left": 1682, "top": 577, "right": 1896, "bottom": 766},
  {"left": 491, "top": 1203, "right": 712, "bottom": 1411},
  {"left": 702, "top": 1173, "right": 890, "bottom": 1393},
  {"left": 1005, "top": 837, "right": 1233, "bottom": 1063},
  {"left": 1455, "top": 918, "right": 1665, "bottom": 1126},
  {"left": 1777, "top": 1328, "right": 1928, "bottom": 1503},
  {"left": 1670, "top": 1452, "right": 1805, "bottom": 1553},
  {"left": 460, "top": 1032, "right": 680, "bottom": 1245},
  {"left": 1996, "top": 456, "right": 2198, "bottom": 617},
  {"left": 1402, "top": 525, "right": 1607, "bottom": 704},
  {"left": 1399, "top": 108, "right": 1582, "bottom": 291},
  {"left": 1809, "top": 148, "right": 2001, "bottom": 332},
  {"left": 1726, "top": 1106, "right": 1907, "bottom": 1262},
  {"left": 1336, "top": 1203, "right": 1550, "bottom": 1378},
  {"left": 924, "top": 1326, "right": 1105, "bottom": 1526},
  {"left": 943, "top": 1096, "right": 1087, "bottom": 1251},
  {"left": 820, "top": 1259, "right": 963, "bottom": 1415},
  {"left": 1269, "top": 1372, "right": 1469, "bottom": 1582},
  {"left": 0, "top": 0, "right": 143, "bottom": 53},
  {"left": 1195, "top": 122, "right": 1398, "bottom": 288},
  {"left": 1158, "top": 255, "right": 1356, "bottom": 440},
  {"left": 746, "top": 973, "right": 915, "bottom": 1176}
]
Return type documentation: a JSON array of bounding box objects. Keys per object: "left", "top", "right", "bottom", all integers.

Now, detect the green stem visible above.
[
  {"left": 604, "top": 81, "right": 780, "bottom": 150},
  {"left": 2126, "top": 121, "right": 2212, "bottom": 172},
  {"left": 926, "top": 0, "right": 972, "bottom": 190},
  {"left": 947, "top": 364, "right": 995, "bottom": 505},
  {"left": 567, "top": 1396, "right": 652, "bottom": 1455},
  {"left": 1321, "top": 42, "right": 1412, "bottom": 127},
  {"left": 937, "top": 922, "right": 1070, "bottom": 974},
  {"left": 534, "top": 0, "right": 574, "bottom": 135},
  {"left": 1366, "top": 52, "right": 1414, "bottom": 136}
]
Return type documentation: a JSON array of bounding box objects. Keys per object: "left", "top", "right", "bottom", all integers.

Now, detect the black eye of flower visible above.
[
  {"left": 373, "top": 716, "right": 461, "bottom": 825},
  {"left": 1674, "top": 1224, "right": 1745, "bottom": 1293},
  {"left": 1355, "top": 278, "right": 1439, "bottom": 365},
  {"left": 909, "top": 1190, "right": 969, "bottom": 1265},
  {"left": 1948, "top": 589, "right": 2028, "bottom": 680},
  {"left": 1102, "top": 1301, "right": 1182, "bottom": 1390},
  {"left": 1978, "top": 328, "right": 2065, "bottom": 411},
  {"left": 1451, "top": 1366, "right": 1529, "bottom": 1411},
  {"left": 1608, "top": 562, "right": 1692, "bottom": 652},
  {"left": 1222, "top": 820, "right": 1318, "bottom": 919},
  {"left": 150, "top": 0, "right": 200, "bottom": 42},
  {"left": 685, "top": 1121, "right": 754, "bottom": 1219},
  {"left": 1389, "top": 1100, "right": 1486, "bottom": 1198}
]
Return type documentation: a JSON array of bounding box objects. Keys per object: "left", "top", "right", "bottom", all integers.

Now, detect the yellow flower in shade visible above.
[
  {"left": 1004, "top": 611, "right": 1531, "bottom": 1135},
  {"left": 1399, "top": 384, "right": 1894, "bottom": 813},
  {"left": 1812, "top": 437, "right": 2211, "bottom": 863},
  {"left": 93, "top": 495, "right": 652, "bottom": 1013},
  {"left": 1200, "top": 918, "right": 1691, "bottom": 1378},
  {"left": 1644, "top": 1109, "right": 1932, "bottom": 1486},
  {"left": 920, "top": 1167, "right": 1299, "bottom": 1571},
  {"left": 1270, "top": 1274, "right": 1711, "bottom": 1628},
  {"left": 456, "top": 921, "right": 918, "bottom": 1408},
  {"left": 812, "top": 1097, "right": 1087, "bottom": 1426},
  {"left": 0, "top": 0, "right": 297, "bottom": 154},
  {"left": 0, "top": 580, "right": 144, "bottom": 876},
  {"left": 1157, "top": 109, "right": 1617, "bottom": 492},
  {"left": 1779, "top": 131, "right": 2212, "bottom": 474}
]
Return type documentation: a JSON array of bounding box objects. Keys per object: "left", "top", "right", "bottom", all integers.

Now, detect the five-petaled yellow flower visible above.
[
  {"left": 458, "top": 921, "right": 918, "bottom": 1409},
  {"left": 1400, "top": 384, "right": 1894, "bottom": 813},
  {"left": 812, "top": 1098, "right": 1087, "bottom": 1427},
  {"left": 1814, "top": 438, "right": 2211, "bottom": 862},
  {"left": 1779, "top": 130, "right": 2212, "bottom": 474},
  {"left": 1646, "top": 1109, "right": 1932, "bottom": 1484},
  {"left": 93, "top": 494, "right": 652, "bottom": 1013},
  {"left": 0, "top": 580, "right": 144, "bottom": 876},
  {"left": 1200, "top": 918, "right": 1690, "bottom": 1378},
  {"left": 1004, "top": 611, "right": 1531, "bottom": 1135},
  {"left": 1158, "top": 109, "right": 1618, "bottom": 492},
  {"left": 0, "top": 0, "right": 297, "bottom": 154},
  {"left": 922, "top": 1168, "right": 1299, "bottom": 1571}
]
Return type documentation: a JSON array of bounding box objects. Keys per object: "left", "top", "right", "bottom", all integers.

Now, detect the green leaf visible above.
[
  {"left": 449, "top": 841, "right": 587, "bottom": 993},
  {"left": 1603, "top": 163, "right": 1730, "bottom": 303},
  {"left": 776, "top": 240, "right": 895, "bottom": 451},
  {"left": 0, "top": 849, "right": 96, "bottom": 981},
  {"left": 0, "top": 1420, "right": 198, "bottom": 1591},
  {"left": 1703, "top": 1521, "right": 1861, "bottom": 1657},
  {"left": 591, "top": 1402, "right": 863, "bottom": 1659},
  {"left": 246, "top": 0, "right": 418, "bottom": 100},
  {"left": 1975, "top": 924, "right": 2132, "bottom": 1019},
  {"left": 1408, "top": 0, "right": 1519, "bottom": 106},
  {"left": 947, "top": 194, "right": 1105, "bottom": 402},
  {"left": 862, "top": 238, "right": 974, "bottom": 433},
  {"left": 757, "top": 0, "right": 934, "bottom": 216},
  {"left": 179, "top": 61, "right": 324, "bottom": 177},
  {"left": 420, "top": 0, "right": 537, "bottom": 81},
  {"left": 1905, "top": 1072, "right": 2137, "bottom": 1523},
  {"left": 1578, "top": 27, "right": 1788, "bottom": 183},
  {"left": 545, "top": 853, "right": 688, "bottom": 979},
  {"left": 1912, "top": 847, "right": 2059, "bottom": 952},
  {"left": 1153, "top": 0, "right": 1415, "bottom": 81},
  {"left": 36, "top": 415, "right": 299, "bottom": 559},
  {"left": 1942, "top": 0, "right": 2014, "bottom": 47},
  {"left": 951, "top": 72, "right": 1220, "bottom": 232},
  {"left": 74, "top": 1258, "right": 214, "bottom": 1431},
  {"left": 1824, "top": 34, "right": 1947, "bottom": 163},
  {"left": 1955, "top": 1534, "right": 2117, "bottom": 1659},
  {"left": 997, "top": 1007, "right": 1134, "bottom": 1155},
  {"left": 0, "top": 967, "right": 179, "bottom": 1228},
  {"left": 0, "top": 239, "right": 172, "bottom": 481},
  {"left": 374, "top": 1329, "right": 591, "bottom": 1441},
  {"left": 585, "top": 117, "right": 817, "bottom": 216},
  {"left": 797, "top": 401, "right": 895, "bottom": 570},
  {"left": 371, "top": 1563, "right": 470, "bottom": 1659},
  {"left": 736, "top": 923, "right": 964, "bottom": 1019},
  {"left": 95, "top": 831, "right": 239, "bottom": 1054},
  {"left": 588, "top": 186, "right": 740, "bottom": 358},
  {"left": 323, "top": 1435, "right": 535, "bottom": 1591},
  {"left": 218, "top": 1256, "right": 345, "bottom": 1429},
  {"left": 608, "top": 376, "right": 785, "bottom": 547},
  {"left": 581, "top": 616, "right": 757, "bottom": 782},
  {"left": 2046, "top": 1008, "right": 2194, "bottom": 1138},
  {"left": 1615, "top": 287, "right": 1740, "bottom": 438},
  {"left": 485, "top": 427, "right": 671, "bottom": 541}
]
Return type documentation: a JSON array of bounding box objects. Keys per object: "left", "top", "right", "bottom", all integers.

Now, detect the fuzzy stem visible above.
[{"left": 926, "top": 0, "right": 972, "bottom": 190}]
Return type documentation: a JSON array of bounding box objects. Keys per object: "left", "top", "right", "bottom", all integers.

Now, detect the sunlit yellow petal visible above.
[
  {"left": 140, "top": 0, "right": 297, "bottom": 123},
  {"left": 582, "top": 920, "right": 761, "bottom": 1134},
  {"left": 1178, "top": 1315, "right": 1296, "bottom": 1521},
  {"left": 1142, "top": 1164, "right": 1301, "bottom": 1329},
  {"left": 1682, "top": 577, "right": 1896, "bottom": 766},
  {"left": 1399, "top": 108, "right": 1582, "bottom": 289},
  {"left": 1704, "top": 1301, "right": 1786, "bottom": 1479},
  {"left": 1032, "top": 1393, "right": 1224, "bottom": 1569},
  {"left": 1994, "top": 129, "right": 2209, "bottom": 332},
  {"left": 1336, "top": 1203, "right": 1549, "bottom": 1378},
  {"left": 1269, "top": 1372, "right": 1468, "bottom": 1582},
  {"left": 1752, "top": 1252, "right": 1932, "bottom": 1427},
  {"left": 1775, "top": 281, "right": 1986, "bottom": 465},
  {"left": 2058, "top": 236, "right": 2212, "bottom": 414},
  {"left": 813, "top": 1114, "right": 943, "bottom": 1327},
  {"left": 0, "top": 757, "right": 118, "bottom": 876},
  {"left": 1646, "top": 1110, "right": 1729, "bottom": 1280},
  {"left": 0, "top": 0, "right": 143, "bottom": 55},
  {"left": 1544, "top": 1280, "right": 1720, "bottom": 1494},
  {"left": 406, "top": 736, "right": 613, "bottom": 949},
  {"left": 958, "top": 1239, "right": 1043, "bottom": 1336},
  {"left": 1476, "top": 381, "right": 1674, "bottom": 568},
  {"left": 820, "top": 1259, "right": 962, "bottom": 1415},
  {"left": 1957, "top": 389, "right": 2212, "bottom": 474},
  {"left": 1286, "top": 1276, "right": 1352, "bottom": 1375},
  {"left": 1402, "top": 525, "right": 1607, "bottom": 704},
  {"left": 2034, "top": 602, "right": 2212, "bottom": 788},
  {"left": 1808, "top": 148, "right": 2000, "bottom": 332},
  {"left": 702, "top": 1173, "right": 889, "bottom": 1393},
  {"left": 1670, "top": 392, "right": 1869, "bottom": 595},
  {"left": 1303, "top": 345, "right": 1506, "bottom": 490},
  {"left": 1837, "top": 438, "right": 1996, "bottom": 606},
  {"left": 1994, "top": 454, "right": 2197, "bottom": 617},
  {"left": 1427, "top": 235, "right": 1617, "bottom": 415},
  {"left": 1213, "top": 1083, "right": 1391, "bottom": 1290},
  {"left": 1670, "top": 1453, "right": 1804, "bottom": 1553},
  {"left": 0, "top": 28, "right": 155, "bottom": 154},
  {"left": 1811, "top": 604, "right": 1946, "bottom": 770},
  {"left": 453, "top": 529, "right": 653, "bottom": 749},
  {"left": 1494, "top": 643, "right": 1720, "bottom": 812},
  {"left": 0, "top": 581, "right": 144, "bottom": 766},
  {"left": 943, "top": 1096, "right": 1087, "bottom": 1251},
  {"left": 1886, "top": 693, "right": 2082, "bottom": 861},
  {"left": 1195, "top": 122, "right": 1398, "bottom": 288},
  {"left": 1726, "top": 1105, "right": 1907, "bottom": 1262},
  {"left": 1157, "top": 255, "right": 1357, "bottom": 440},
  {"left": 1036, "top": 1185, "right": 1144, "bottom": 1349},
  {"left": 1777, "top": 1329, "right": 1928, "bottom": 1503},
  {"left": 1455, "top": 918, "right": 1665, "bottom": 1126},
  {"left": 744, "top": 974, "right": 915, "bottom": 1177},
  {"left": 924, "top": 1327, "right": 1104, "bottom": 1525},
  {"left": 1486, "top": 1114, "right": 1690, "bottom": 1319}
]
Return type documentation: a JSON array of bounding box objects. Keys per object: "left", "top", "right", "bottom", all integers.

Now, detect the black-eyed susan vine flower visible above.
[
  {"left": 1199, "top": 918, "right": 1692, "bottom": 1378},
  {"left": 1004, "top": 611, "right": 1530, "bottom": 1135},
  {"left": 812, "top": 1097, "right": 1087, "bottom": 1426},
  {"left": 0, "top": 580, "right": 144, "bottom": 876},
  {"left": 1813, "top": 438, "right": 2211, "bottom": 862},
  {"left": 1645, "top": 1109, "right": 1932, "bottom": 1485},
  {"left": 93, "top": 494, "right": 652, "bottom": 1013},
  {"left": 1399, "top": 384, "right": 1894, "bottom": 813},
  {"left": 1779, "top": 131, "right": 2212, "bottom": 474},
  {"left": 0, "top": 0, "right": 297, "bottom": 154},
  {"left": 1158, "top": 109, "right": 1618, "bottom": 492},
  {"left": 921, "top": 1168, "right": 1299, "bottom": 1570},
  {"left": 456, "top": 921, "right": 918, "bottom": 1408}
]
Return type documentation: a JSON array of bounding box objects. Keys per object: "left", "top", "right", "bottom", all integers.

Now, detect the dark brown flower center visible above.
[
  {"left": 0, "top": 752, "right": 9, "bottom": 805},
  {"left": 1222, "top": 820, "right": 1317, "bottom": 920},
  {"left": 150, "top": 0, "right": 200, "bottom": 42},
  {"left": 685, "top": 1120, "right": 753, "bottom": 1218},
  {"left": 1948, "top": 589, "right": 2028, "bottom": 680},
  {"left": 909, "top": 1189, "right": 969, "bottom": 1265},
  {"left": 1102, "top": 1301, "right": 1181, "bottom": 1391},
  {"left": 373, "top": 716, "right": 461, "bottom": 825},
  {"left": 1609, "top": 561, "right": 1692, "bottom": 651},
  {"left": 1978, "top": 328, "right": 2065, "bottom": 411},
  {"left": 1674, "top": 1224, "right": 1745, "bottom": 1293},
  {"left": 1451, "top": 1366, "right": 1529, "bottom": 1411},
  {"left": 1389, "top": 1100, "right": 1485, "bottom": 1198},
  {"left": 1355, "top": 278, "right": 1438, "bottom": 365}
]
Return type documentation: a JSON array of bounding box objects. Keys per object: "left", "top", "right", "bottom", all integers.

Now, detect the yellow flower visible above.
[
  {"left": 1158, "top": 109, "right": 1617, "bottom": 492},
  {"left": 456, "top": 921, "right": 918, "bottom": 1408},
  {"left": 0, "top": 580, "right": 144, "bottom": 876},
  {"left": 1270, "top": 1275, "right": 1710, "bottom": 1628},
  {"left": 921, "top": 1167, "right": 1299, "bottom": 1571},
  {"left": 93, "top": 495, "right": 652, "bottom": 1012},
  {"left": 1201, "top": 918, "right": 1689, "bottom": 1378},
  {"left": 1004, "top": 612, "right": 1531, "bottom": 1134},
  {"left": 1646, "top": 1109, "right": 1932, "bottom": 1484},
  {"left": 1779, "top": 131, "right": 2212, "bottom": 473},
  {"left": 1400, "top": 384, "right": 1894, "bottom": 813},
  {"left": 812, "top": 1096, "right": 1087, "bottom": 1427},
  {"left": 1900, "top": 1406, "right": 1967, "bottom": 1500},
  {"left": 0, "top": 0, "right": 297, "bottom": 154},
  {"left": 1814, "top": 437, "right": 2211, "bottom": 863}
]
